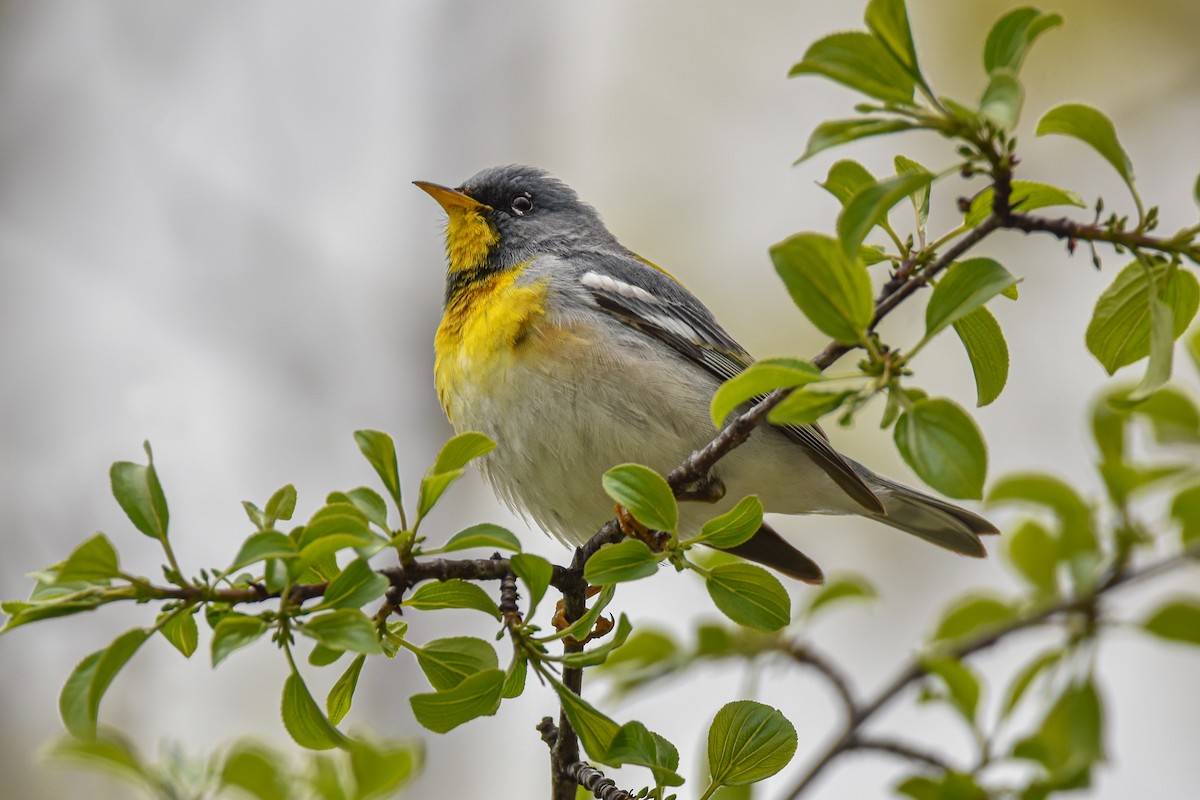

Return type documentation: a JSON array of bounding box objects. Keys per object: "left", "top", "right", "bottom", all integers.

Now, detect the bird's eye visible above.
[{"left": 511, "top": 195, "right": 533, "bottom": 215}]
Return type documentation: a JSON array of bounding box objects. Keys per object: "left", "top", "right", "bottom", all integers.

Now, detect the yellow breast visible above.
[{"left": 434, "top": 264, "right": 550, "bottom": 423}]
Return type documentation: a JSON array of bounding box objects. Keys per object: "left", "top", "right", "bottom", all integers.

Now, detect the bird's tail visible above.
[{"left": 855, "top": 465, "right": 999, "bottom": 557}]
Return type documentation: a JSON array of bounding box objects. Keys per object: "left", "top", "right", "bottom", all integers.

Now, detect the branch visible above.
[
  {"left": 780, "top": 641, "right": 858, "bottom": 719},
  {"left": 847, "top": 736, "right": 956, "bottom": 773},
  {"left": 783, "top": 544, "right": 1200, "bottom": 797}
]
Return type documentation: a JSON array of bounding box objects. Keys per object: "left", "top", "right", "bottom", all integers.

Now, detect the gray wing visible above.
[{"left": 575, "top": 252, "right": 885, "bottom": 514}]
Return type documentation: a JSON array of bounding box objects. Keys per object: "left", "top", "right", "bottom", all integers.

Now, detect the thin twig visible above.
[
  {"left": 780, "top": 641, "right": 858, "bottom": 719},
  {"left": 847, "top": 736, "right": 955, "bottom": 772}
]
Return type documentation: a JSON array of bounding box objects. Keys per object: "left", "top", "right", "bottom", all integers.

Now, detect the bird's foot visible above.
[
  {"left": 676, "top": 474, "right": 726, "bottom": 504},
  {"left": 551, "top": 586, "right": 612, "bottom": 645},
  {"left": 615, "top": 503, "right": 672, "bottom": 551}
]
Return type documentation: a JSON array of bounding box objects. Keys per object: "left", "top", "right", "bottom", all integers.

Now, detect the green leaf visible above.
[
  {"left": 220, "top": 743, "right": 288, "bottom": 800},
  {"left": 819, "top": 160, "right": 876, "bottom": 207},
  {"left": 59, "top": 628, "right": 150, "bottom": 738},
  {"left": 838, "top": 170, "right": 933, "bottom": 257},
  {"left": 1086, "top": 259, "right": 1199, "bottom": 374},
  {"left": 326, "top": 654, "right": 366, "bottom": 725},
  {"left": 403, "top": 579, "right": 501, "bottom": 620},
  {"left": 415, "top": 470, "right": 464, "bottom": 523},
  {"left": 1012, "top": 681, "right": 1105, "bottom": 783},
  {"left": 298, "top": 503, "right": 374, "bottom": 550},
  {"left": 302, "top": 609, "right": 382, "bottom": 655},
  {"left": 354, "top": 429, "right": 404, "bottom": 512},
  {"left": 265, "top": 484, "right": 298, "bottom": 526},
  {"left": 1037, "top": 103, "right": 1135, "bottom": 191},
  {"left": 789, "top": 31, "right": 915, "bottom": 105},
  {"left": 502, "top": 651, "right": 527, "bottom": 699},
  {"left": 926, "top": 257, "right": 1018, "bottom": 338},
  {"left": 767, "top": 388, "right": 856, "bottom": 427},
  {"left": 922, "top": 657, "right": 981, "bottom": 723},
  {"left": 894, "top": 155, "right": 930, "bottom": 233},
  {"left": 308, "top": 644, "right": 344, "bottom": 667},
  {"left": 1001, "top": 648, "right": 1063, "bottom": 718},
  {"left": 436, "top": 523, "right": 522, "bottom": 554},
  {"left": 558, "top": 614, "right": 635, "bottom": 669},
  {"left": 705, "top": 563, "right": 791, "bottom": 632},
  {"left": 602, "top": 464, "right": 678, "bottom": 533},
  {"left": 965, "top": 180, "right": 1084, "bottom": 228},
  {"left": 864, "top": 0, "right": 925, "bottom": 88},
  {"left": 379, "top": 620, "right": 409, "bottom": 659},
  {"left": 989, "top": 473, "right": 1096, "bottom": 559},
  {"left": 584, "top": 539, "right": 662, "bottom": 585},
  {"left": 227, "top": 531, "right": 297, "bottom": 573},
  {"left": 983, "top": 7, "right": 1063, "bottom": 74},
  {"left": 893, "top": 398, "right": 988, "bottom": 499},
  {"left": 47, "top": 732, "right": 148, "bottom": 788},
  {"left": 510, "top": 553, "right": 554, "bottom": 615},
  {"left": 1143, "top": 599, "right": 1200, "bottom": 645},
  {"left": 932, "top": 594, "right": 1015, "bottom": 642},
  {"left": 979, "top": 68, "right": 1024, "bottom": 131},
  {"left": 548, "top": 674, "right": 620, "bottom": 760},
  {"left": 710, "top": 358, "right": 824, "bottom": 428},
  {"left": 409, "top": 668, "right": 505, "bottom": 733},
  {"left": 605, "top": 721, "right": 685, "bottom": 787},
  {"left": 550, "top": 585, "right": 617, "bottom": 644},
  {"left": 282, "top": 670, "right": 347, "bottom": 750},
  {"left": 158, "top": 608, "right": 198, "bottom": 658},
  {"left": 1121, "top": 289, "right": 1176, "bottom": 404},
  {"left": 771, "top": 233, "right": 872, "bottom": 344},
  {"left": 342, "top": 486, "right": 389, "bottom": 529},
  {"left": 797, "top": 117, "right": 917, "bottom": 163},
  {"left": 698, "top": 496, "right": 764, "bottom": 550},
  {"left": 414, "top": 636, "right": 499, "bottom": 691},
  {"left": 1130, "top": 387, "right": 1200, "bottom": 444},
  {"left": 953, "top": 307, "right": 1010, "bottom": 407},
  {"left": 805, "top": 574, "right": 877, "bottom": 617},
  {"left": 57, "top": 534, "right": 120, "bottom": 584},
  {"left": 212, "top": 615, "right": 269, "bottom": 667},
  {"left": 433, "top": 431, "right": 496, "bottom": 474},
  {"left": 316, "top": 558, "right": 389, "bottom": 611},
  {"left": 1007, "top": 520, "right": 1058, "bottom": 595},
  {"left": 109, "top": 443, "right": 169, "bottom": 541},
  {"left": 896, "top": 772, "right": 988, "bottom": 800},
  {"left": 706, "top": 701, "right": 798, "bottom": 787},
  {"left": 346, "top": 738, "right": 420, "bottom": 799},
  {"left": 1172, "top": 485, "right": 1200, "bottom": 545}
]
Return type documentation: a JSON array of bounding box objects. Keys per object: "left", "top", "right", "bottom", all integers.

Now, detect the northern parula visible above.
[{"left": 416, "top": 165, "right": 996, "bottom": 582}]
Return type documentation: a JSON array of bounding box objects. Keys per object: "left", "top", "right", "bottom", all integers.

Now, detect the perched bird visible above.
[{"left": 416, "top": 165, "right": 996, "bottom": 582}]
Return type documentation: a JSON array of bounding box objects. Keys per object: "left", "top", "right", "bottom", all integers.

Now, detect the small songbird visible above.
[{"left": 416, "top": 165, "right": 996, "bottom": 582}]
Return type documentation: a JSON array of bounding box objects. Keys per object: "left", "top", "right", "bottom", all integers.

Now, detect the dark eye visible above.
[{"left": 511, "top": 194, "right": 533, "bottom": 215}]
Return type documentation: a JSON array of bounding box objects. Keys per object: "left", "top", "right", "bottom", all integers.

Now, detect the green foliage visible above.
[
  {"left": 1086, "top": 258, "right": 1199, "bottom": 375},
  {"left": 771, "top": 233, "right": 873, "bottom": 344},
  {"left": 704, "top": 564, "right": 791, "bottom": 632},
  {"left": 585, "top": 540, "right": 662, "bottom": 585},
  {"left": 709, "top": 359, "right": 824, "bottom": 428},
  {"left": 894, "top": 397, "right": 988, "bottom": 499},
  {"left": 704, "top": 701, "right": 798, "bottom": 791},
  {"left": 693, "top": 496, "right": 764, "bottom": 550},
  {"left": 602, "top": 464, "right": 679, "bottom": 534}
]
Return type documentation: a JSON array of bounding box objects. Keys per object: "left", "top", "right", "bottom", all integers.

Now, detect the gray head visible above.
[{"left": 415, "top": 165, "right": 620, "bottom": 277}]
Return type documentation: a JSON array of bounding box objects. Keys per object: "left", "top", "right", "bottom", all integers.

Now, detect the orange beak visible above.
[{"left": 413, "top": 181, "right": 490, "bottom": 214}]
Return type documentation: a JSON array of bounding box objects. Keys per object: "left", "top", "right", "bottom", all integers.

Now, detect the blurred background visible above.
[{"left": 2, "top": 0, "right": 1198, "bottom": 797}]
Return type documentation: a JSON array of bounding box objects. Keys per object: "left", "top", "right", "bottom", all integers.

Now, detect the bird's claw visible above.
[{"left": 615, "top": 503, "right": 671, "bottom": 551}]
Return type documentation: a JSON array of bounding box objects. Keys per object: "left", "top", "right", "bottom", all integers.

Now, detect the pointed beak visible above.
[{"left": 413, "top": 181, "right": 490, "bottom": 214}]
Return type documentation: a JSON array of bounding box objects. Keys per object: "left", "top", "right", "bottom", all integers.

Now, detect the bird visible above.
[{"left": 415, "top": 165, "right": 997, "bottom": 583}]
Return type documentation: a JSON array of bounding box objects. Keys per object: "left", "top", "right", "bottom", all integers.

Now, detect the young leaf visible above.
[
  {"left": 771, "top": 233, "right": 873, "bottom": 344},
  {"left": 109, "top": 443, "right": 169, "bottom": 541},
  {"left": 584, "top": 540, "right": 662, "bottom": 585},
  {"left": 925, "top": 257, "right": 1018, "bottom": 338},
  {"left": 47, "top": 732, "right": 148, "bottom": 787},
  {"left": 864, "top": 0, "right": 925, "bottom": 89},
  {"left": 403, "top": 579, "right": 502, "bottom": 620},
  {"left": 710, "top": 358, "right": 824, "bottom": 428},
  {"left": 354, "top": 429, "right": 404, "bottom": 511},
  {"left": 1037, "top": 103, "right": 1136, "bottom": 191},
  {"left": 979, "top": 68, "right": 1024, "bottom": 131},
  {"left": 558, "top": 614, "right": 635, "bottom": 669},
  {"left": 326, "top": 654, "right": 366, "bottom": 725},
  {"left": 932, "top": 595, "right": 1015, "bottom": 642},
  {"left": 59, "top": 628, "right": 150, "bottom": 738},
  {"left": 265, "top": 484, "right": 298, "bottom": 526},
  {"left": 316, "top": 558, "right": 389, "bottom": 611},
  {"left": 220, "top": 744, "right": 288, "bottom": 800},
  {"left": 964, "top": 180, "right": 1085, "bottom": 227},
  {"left": 602, "top": 464, "right": 678, "bottom": 533},
  {"left": 57, "top": 534, "right": 120, "bottom": 584},
  {"left": 409, "top": 668, "right": 505, "bottom": 734},
  {"left": 705, "top": 563, "right": 791, "bottom": 632},
  {"left": 697, "top": 496, "right": 764, "bottom": 550},
  {"left": 789, "top": 31, "right": 915, "bottom": 105},
  {"left": 805, "top": 574, "right": 877, "bottom": 618},
  {"left": 1172, "top": 485, "right": 1200, "bottom": 545},
  {"left": 893, "top": 398, "right": 988, "bottom": 499},
  {"left": 414, "top": 637, "right": 500, "bottom": 691},
  {"left": 301, "top": 609, "right": 382, "bottom": 655},
  {"left": 342, "top": 487, "right": 389, "bottom": 529},
  {"left": 838, "top": 170, "right": 934, "bottom": 257},
  {"left": 212, "top": 615, "right": 269, "bottom": 667},
  {"left": 894, "top": 155, "right": 930, "bottom": 233},
  {"left": 308, "top": 644, "right": 344, "bottom": 667},
  {"left": 346, "top": 739, "right": 420, "bottom": 799},
  {"left": 768, "top": 389, "right": 856, "bottom": 427},
  {"left": 502, "top": 651, "right": 528, "bottom": 699},
  {"left": 706, "top": 701, "right": 798, "bottom": 787},
  {"left": 509, "top": 553, "right": 554, "bottom": 614},
  {"left": 1086, "top": 259, "right": 1199, "bottom": 374},
  {"left": 953, "top": 307, "right": 1010, "bottom": 407},
  {"left": 1143, "top": 599, "right": 1200, "bottom": 646},
  {"left": 1007, "top": 520, "right": 1059, "bottom": 595},
  {"left": 415, "top": 470, "right": 465, "bottom": 522},
  {"left": 604, "top": 720, "right": 685, "bottom": 787},
  {"left": 281, "top": 670, "right": 347, "bottom": 750},
  {"left": 227, "top": 531, "right": 297, "bottom": 573},
  {"left": 922, "top": 657, "right": 981, "bottom": 723},
  {"left": 547, "top": 674, "right": 621, "bottom": 760},
  {"left": 819, "top": 160, "right": 876, "bottom": 207},
  {"left": 989, "top": 473, "right": 1096, "bottom": 557},
  {"left": 1001, "top": 648, "right": 1063, "bottom": 718},
  {"left": 158, "top": 608, "right": 198, "bottom": 658},
  {"left": 1120, "top": 290, "right": 1176, "bottom": 404},
  {"left": 896, "top": 772, "right": 988, "bottom": 800},
  {"left": 798, "top": 117, "right": 917, "bottom": 163},
  {"left": 1011, "top": 681, "right": 1105, "bottom": 781},
  {"left": 983, "top": 7, "right": 1063, "bottom": 74},
  {"left": 432, "top": 431, "right": 496, "bottom": 474},
  {"left": 436, "top": 523, "right": 522, "bottom": 554}
]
